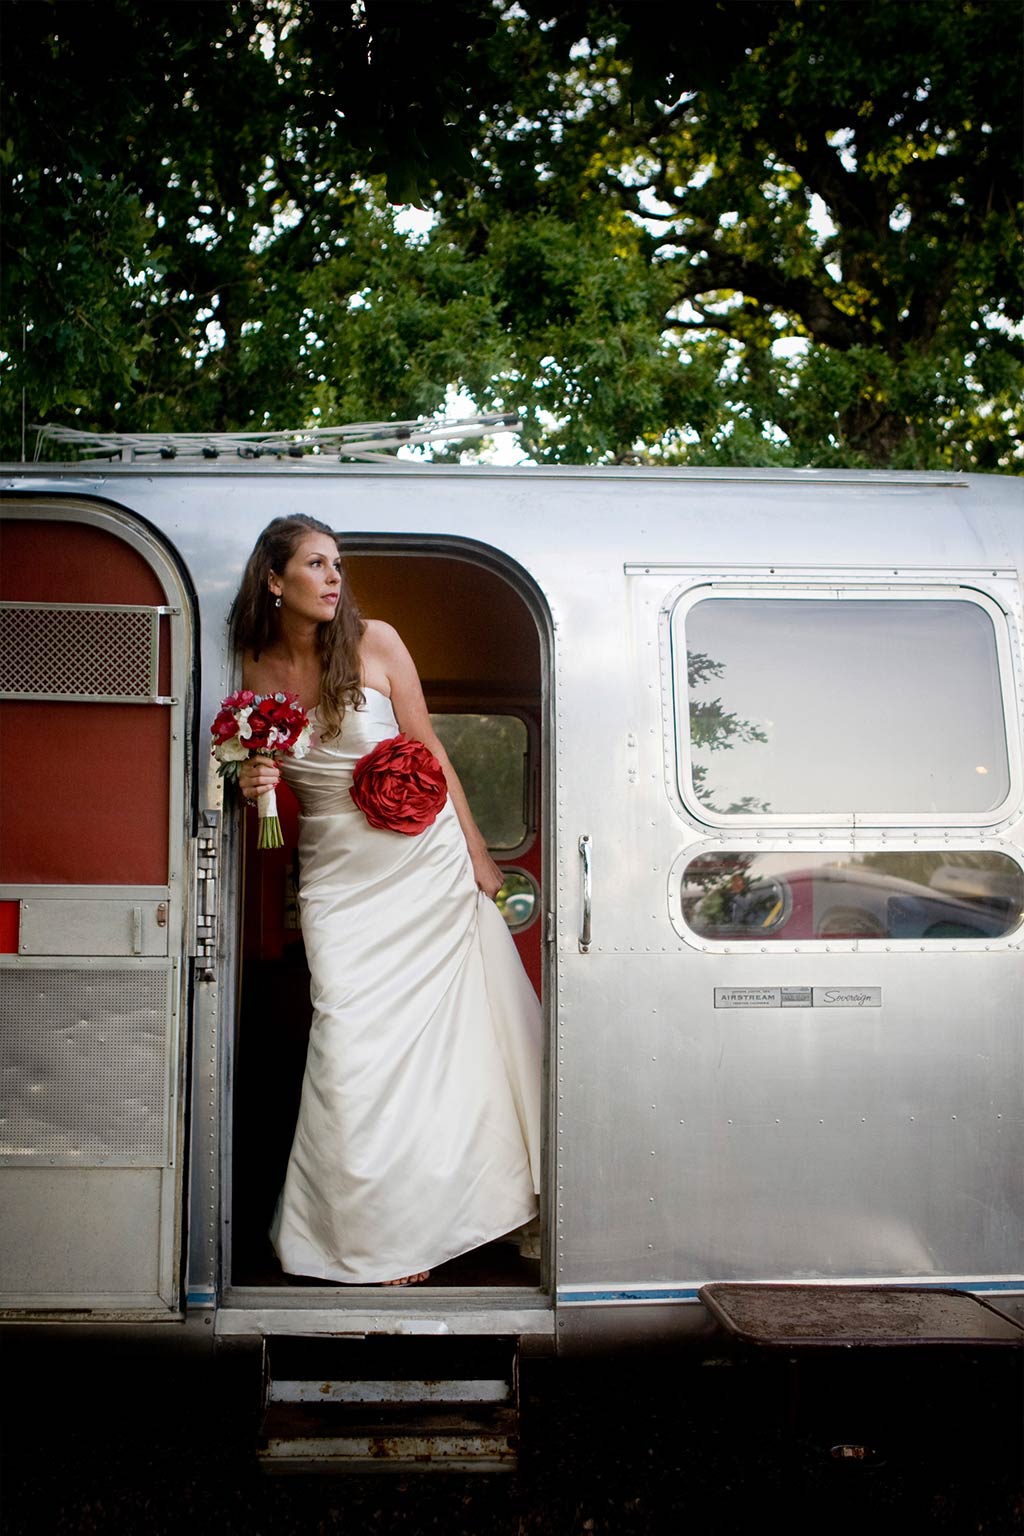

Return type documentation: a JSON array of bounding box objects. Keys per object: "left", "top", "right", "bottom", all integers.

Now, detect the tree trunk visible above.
[{"left": 840, "top": 402, "right": 916, "bottom": 467}]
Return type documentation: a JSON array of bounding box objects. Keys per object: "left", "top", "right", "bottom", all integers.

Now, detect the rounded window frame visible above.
[
  {"left": 665, "top": 582, "right": 1023, "bottom": 832},
  {"left": 495, "top": 865, "right": 541, "bottom": 934},
  {"left": 668, "top": 841, "right": 1024, "bottom": 954}
]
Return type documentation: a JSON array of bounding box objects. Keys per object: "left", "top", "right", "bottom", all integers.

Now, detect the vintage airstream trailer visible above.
[{"left": 2, "top": 447, "right": 1022, "bottom": 1450}]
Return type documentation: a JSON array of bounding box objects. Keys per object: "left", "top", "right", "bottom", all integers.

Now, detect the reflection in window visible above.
[
  {"left": 681, "top": 851, "right": 1024, "bottom": 941},
  {"left": 430, "top": 713, "right": 529, "bottom": 851},
  {"left": 495, "top": 869, "right": 538, "bottom": 931},
  {"left": 680, "top": 599, "right": 1010, "bottom": 815},
  {"left": 686, "top": 648, "right": 770, "bottom": 814}
]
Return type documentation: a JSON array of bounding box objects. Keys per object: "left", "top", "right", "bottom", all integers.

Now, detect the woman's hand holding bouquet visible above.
[{"left": 211, "top": 690, "right": 312, "bottom": 848}]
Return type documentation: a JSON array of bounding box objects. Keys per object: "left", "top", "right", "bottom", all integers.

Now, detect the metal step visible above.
[
  {"left": 258, "top": 1334, "right": 519, "bottom": 1473},
  {"left": 699, "top": 1284, "right": 1024, "bottom": 1348}
]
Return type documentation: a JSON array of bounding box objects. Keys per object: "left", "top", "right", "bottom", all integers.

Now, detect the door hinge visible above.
[{"left": 191, "top": 809, "right": 220, "bottom": 965}]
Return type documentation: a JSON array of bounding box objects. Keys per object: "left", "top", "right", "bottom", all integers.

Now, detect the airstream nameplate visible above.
[{"left": 715, "top": 987, "right": 881, "bottom": 1009}]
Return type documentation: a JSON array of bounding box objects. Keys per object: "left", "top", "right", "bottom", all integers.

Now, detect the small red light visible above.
[{"left": 0, "top": 901, "right": 19, "bottom": 954}]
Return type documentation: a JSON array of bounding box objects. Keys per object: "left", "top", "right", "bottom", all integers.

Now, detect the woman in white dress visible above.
[{"left": 233, "top": 516, "right": 541, "bottom": 1286}]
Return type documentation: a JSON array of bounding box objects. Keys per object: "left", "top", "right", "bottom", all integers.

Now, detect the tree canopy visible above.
[{"left": 2, "top": 0, "right": 1021, "bottom": 468}]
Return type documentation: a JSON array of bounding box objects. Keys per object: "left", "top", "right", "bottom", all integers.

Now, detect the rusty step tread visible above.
[{"left": 260, "top": 1402, "right": 517, "bottom": 1438}]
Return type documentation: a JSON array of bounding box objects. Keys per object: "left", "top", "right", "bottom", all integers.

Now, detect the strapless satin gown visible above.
[{"left": 269, "top": 688, "right": 541, "bottom": 1283}]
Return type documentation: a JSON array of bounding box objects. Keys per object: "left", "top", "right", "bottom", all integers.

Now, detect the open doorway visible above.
[{"left": 230, "top": 546, "right": 547, "bottom": 1289}]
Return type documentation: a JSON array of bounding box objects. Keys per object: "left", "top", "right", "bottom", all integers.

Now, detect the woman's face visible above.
[{"left": 270, "top": 532, "right": 343, "bottom": 624}]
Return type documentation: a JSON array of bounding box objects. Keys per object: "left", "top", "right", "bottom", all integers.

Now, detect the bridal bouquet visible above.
[
  {"left": 350, "top": 733, "right": 448, "bottom": 835},
  {"left": 211, "top": 690, "right": 312, "bottom": 849}
]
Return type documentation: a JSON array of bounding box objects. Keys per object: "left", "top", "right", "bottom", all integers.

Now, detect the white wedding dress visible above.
[{"left": 269, "top": 687, "right": 541, "bottom": 1284}]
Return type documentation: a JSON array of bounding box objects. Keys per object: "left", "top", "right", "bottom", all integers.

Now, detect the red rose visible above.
[
  {"left": 211, "top": 705, "right": 240, "bottom": 745},
  {"left": 350, "top": 733, "right": 448, "bottom": 835},
  {"left": 245, "top": 693, "right": 306, "bottom": 751}
]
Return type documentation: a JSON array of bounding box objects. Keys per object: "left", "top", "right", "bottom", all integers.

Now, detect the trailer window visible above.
[
  {"left": 677, "top": 597, "right": 1010, "bottom": 818},
  {"left": 680, "top": 851, "right": 1024, "bottom": 942},
  {"left": 430, "top": 713, "right": 530, "bottom": 851},
  {"left": 495, "top": 868, "right": 539, "bottom": 932}
]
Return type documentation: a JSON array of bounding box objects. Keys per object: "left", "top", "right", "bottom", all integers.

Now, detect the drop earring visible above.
[{"left": 274, "top": 595, "right": 282, "bottom": 609}]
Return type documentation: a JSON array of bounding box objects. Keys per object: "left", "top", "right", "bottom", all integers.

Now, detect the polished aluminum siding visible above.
[
  {"left": 1, "top": 465, "right": 1020, "bottom": 1341},
  {"left": 554, "top": 556, "right": 1022, "bottom": 1300}
]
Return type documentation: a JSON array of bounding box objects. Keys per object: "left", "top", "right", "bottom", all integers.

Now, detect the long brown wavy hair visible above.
[{"left": 229, "top": 514, "right": 365, "bottom": 739}]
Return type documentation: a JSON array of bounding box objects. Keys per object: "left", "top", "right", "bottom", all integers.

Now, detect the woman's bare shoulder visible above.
[
  {"left": 360, "top": 620, "right": 419, "bottom": 696},
  {"left": 360, "top": 618, "right": 406, "bottom": 659},
  {"left": 361, "top": 616, "right": 398, "bottom": 641}
]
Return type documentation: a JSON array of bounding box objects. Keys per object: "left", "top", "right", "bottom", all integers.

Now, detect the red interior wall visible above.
[
  {"left": 0, "top": 519, "right": 167, "bottom": 605},
  {"left": 504, "top": 831, "right": 542, "bottom": 995},
  {"left": 241, "top": 782, "right": 302, "bottom": 962},
  {"left": 0, "top": 517, "right": 171, "bottom": 885}
]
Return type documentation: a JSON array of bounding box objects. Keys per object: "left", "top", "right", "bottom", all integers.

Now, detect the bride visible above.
[{"left": 233, "top": 515, "right": 541, "bottom": 1286}]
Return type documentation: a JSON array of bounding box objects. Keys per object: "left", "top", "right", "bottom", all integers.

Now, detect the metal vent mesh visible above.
[
  {"left": 0, "top": 968, "right": 170, "bottom": 1165},
  {"left": 0, "top": 605, "right": 156, "bottom": 700}
]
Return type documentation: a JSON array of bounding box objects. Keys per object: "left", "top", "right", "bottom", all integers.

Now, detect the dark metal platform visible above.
[{"left": 699, "top": 1284, "right": 1024, "bottom": 1348}]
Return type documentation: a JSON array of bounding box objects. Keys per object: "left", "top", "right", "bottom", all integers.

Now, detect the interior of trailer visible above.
[{"left": 231, "top": 548, "right": 545, "bottom": 1288}]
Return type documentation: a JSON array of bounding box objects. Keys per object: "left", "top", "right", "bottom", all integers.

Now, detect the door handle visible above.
[{"left": 578, "top": 834, "right": 592, "bottom": 953}]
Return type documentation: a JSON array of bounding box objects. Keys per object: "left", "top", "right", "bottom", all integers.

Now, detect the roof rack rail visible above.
[{"left": 30, "top": 415, "right": 521, "bottom": 465}]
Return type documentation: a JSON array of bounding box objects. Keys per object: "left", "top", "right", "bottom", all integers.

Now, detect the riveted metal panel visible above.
[
  {"left": 17, "top": 897, "right": 170, "bottom": 957},
  {"left": 0, "top": 1167, "right": 164, "bottom": 1301},
  {"left": 0, "top": 964, "right": 172, "bottom": 1166},
  {"left": 3, "top": 464, "right": 1022, "bottom": 1343}
]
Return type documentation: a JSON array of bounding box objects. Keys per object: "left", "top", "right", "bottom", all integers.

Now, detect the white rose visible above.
[
  {"left": 216, "top": 735, "right": 250, "bottom": 764},
  {"left": 292, "top": 724, "right": 313, "bottom": 760}
]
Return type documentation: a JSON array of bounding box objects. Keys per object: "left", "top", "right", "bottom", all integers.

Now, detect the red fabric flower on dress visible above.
[{"left": 350, "top": 733, "right": 448, "bottom": 835}]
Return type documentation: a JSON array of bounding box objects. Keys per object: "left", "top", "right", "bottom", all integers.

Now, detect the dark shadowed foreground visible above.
[{"left": 1, "top": 1328, "right": 1020, "bottom": 1534}]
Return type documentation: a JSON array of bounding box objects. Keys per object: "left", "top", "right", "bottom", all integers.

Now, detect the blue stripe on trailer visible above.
[
  {"left": 557, "top": 1279, "right": 1024, "bottom": 1306},
  {"left": 558, "top": 1287, "right": 703, "bottom": 1305}
]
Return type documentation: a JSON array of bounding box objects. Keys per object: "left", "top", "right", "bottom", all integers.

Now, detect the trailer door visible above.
[
  {"left": 554, "top": 562, "right": 1023, "bottom": 1317},
  {"left": 0, "top": 502, "right": 193, "bottom": 1315}
]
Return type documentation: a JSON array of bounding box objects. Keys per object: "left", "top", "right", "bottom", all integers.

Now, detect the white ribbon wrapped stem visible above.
[{"left": 257, "top": 787, "right": 279, "bottom": 821}]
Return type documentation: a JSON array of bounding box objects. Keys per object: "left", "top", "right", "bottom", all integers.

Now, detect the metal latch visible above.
[{"left": 191, "top": 809, "right": 220, "bottom": 969}]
